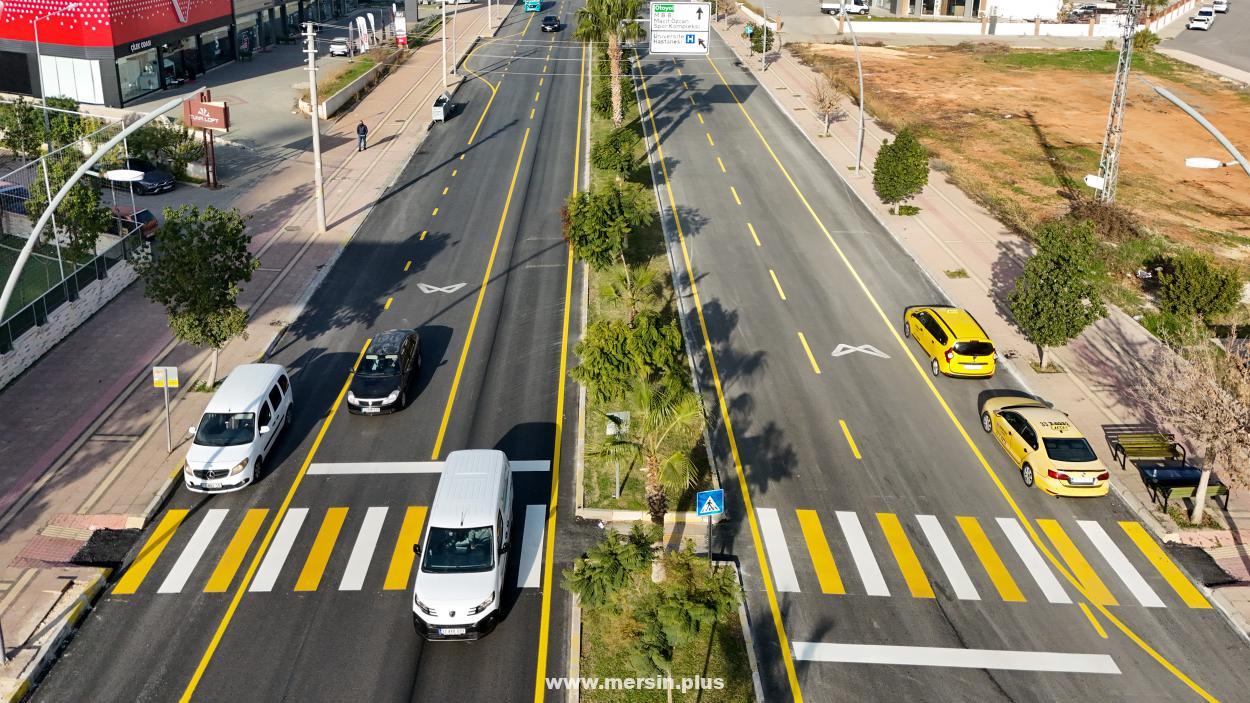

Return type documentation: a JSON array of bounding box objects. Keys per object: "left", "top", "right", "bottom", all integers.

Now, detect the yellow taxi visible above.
[
  {"left": 979, "top": 395, "right": 1110, "bottom": 497},
  {"left": 902, "top": 306, "right": 996, "bottom": 378}
]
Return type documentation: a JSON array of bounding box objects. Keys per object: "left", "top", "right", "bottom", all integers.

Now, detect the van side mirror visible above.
[
  {"left": 187, "top": 426, "right": 197, "bottom": 436},
  {"left": 412, "top": 543, "right": 421, "bottom": 556},
  {"left": 259, "top": 425, "right": 271, "bottom": 435}
]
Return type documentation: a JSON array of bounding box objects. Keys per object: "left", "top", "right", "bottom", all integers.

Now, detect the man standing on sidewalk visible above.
[{"left": 357, "top": 120, "right": 369, "bottom": 151}]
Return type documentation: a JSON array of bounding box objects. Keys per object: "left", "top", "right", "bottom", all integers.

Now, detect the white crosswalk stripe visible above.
[
  {"left": 517, "top": 505, "right": 546, "bottom": 589},
  {"left": 997, "top": 518, "right": 1071, "bottom": 604},
  {"left": 251, "top": 508, "right": 309, "bottom": 592},
  {"left": 158, "top": 508, "right": 228, "bottom": 594},
  {"left": 1077, "top": 520, "right": 1165, "bottom": 608},
  {"left": 837, "top": 511, "right": 889, "bottom": 597},
  {"left": 340, "top": 507, "right": 388, "bottom": 591},
  {"left": 916, "top": 515, "right": 979, "bottom": 601},
  {"left": 757, "top": 508, "right": 801, "bottom": 592}
]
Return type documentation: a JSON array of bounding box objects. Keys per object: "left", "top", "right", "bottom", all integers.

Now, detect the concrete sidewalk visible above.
[
  {"left": 711, "top": 22, "right": 1250, "bottom": 638},
  {"left": 0, "top": 4, "right": 504, "bottom": 698}
]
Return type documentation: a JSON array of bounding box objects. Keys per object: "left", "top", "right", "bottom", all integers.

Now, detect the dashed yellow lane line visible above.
[
  {"left": 419, "top": 230, "right": 428, "bottom": 241},
  {"left": 432, "top": 207, "right": 439, "bottom": 216},
  {"left": 535, "top": 91, "right": 541, "bottom": 102},
  {"left": 797, "top": 331, "right": 821, "bottom": 374},
  {"left": 114, "top": 510, "right": 187, "bottom": 594},
  {"left": 459, "top": 153, "right": 465, "bottom": 160},
  {"left": 838, "top": 419, "right": 861, "bottom": 460},
  {"left": 717, "top": 156, "right": 726, "bottom": 173},
  {"left": 730, "top": 186, "right": 741, "bottom": 205},
  {"left": 682, "top": 80, "right": 690, "bottom": 90},
  {"left": 687, "top": 95, "right": 695, "bottom": 105},
  {"left": 696, "top": 112, "right": 704, "bottom": 124},
  {"left": 539, "top": 76, "right": 544, "bottom": 86},
  {"left": 451, "top": 169, "right": 458, "bottom": 177},
  {"left": 530, "top": 107, "right": 536, "bottom": 119},
  {"left": 404, "top": 260, "right": 411, "bottom": 271},
  {"left": 705, "top": 132, "right": 715, "bottom": 147},
  {"left": 442, "top": 186, "right": 449, "bottom": 195},
  {"left": 1080, "top": 602, "right": 1109, "bottom": 639},
  {"left": 676, "top": 67, "right": 683, "bottom": 76},
  {"left": 384, "top": 297, "right": 393, "bottom": 310},
  {"left": 543, "top": 64, "right": 548, "bottom": 73},
  {"left": 747, "top": 222, "right": 761, "bottom": 246},
  {"left": 768, "top": 269, "right": 786, "bottom": 301}
]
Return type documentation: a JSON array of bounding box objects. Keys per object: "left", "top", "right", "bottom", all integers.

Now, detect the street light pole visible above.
[
  {"left": 441, "top": 0, "right": 448, "bottom": 87},
  {"left": 32, "top": 3, "right": 81, "bottom": 138},
  {"left": 841, "top": 0, "right": 865, "bottom": 173},
  {"left": 1151, "top": 83, "right": 1250, "bottom": 179},
  {"left": 304, "top": 22, "right": 328, "bottom": 234}
]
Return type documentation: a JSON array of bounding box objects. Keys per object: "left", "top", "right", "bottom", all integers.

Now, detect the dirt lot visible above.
[{"left": 797, "top": 42, "right": 1250, "bottom": 264}]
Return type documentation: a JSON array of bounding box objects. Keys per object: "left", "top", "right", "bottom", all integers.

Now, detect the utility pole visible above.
[
  {"left": 1093, "top": 0, "right": 1141, "bottom": 203},
  {"left": 305, "top": 22, "right": 328, "bottom": 233},
  {"left": 761, "top": 3, "right": 768, "bottom": 71},
  {"left": 441, "top": 0, "right": 448, "bottom": 87},
  {"left": 842, "top": 0, "right": 865, "bottom": 174}
]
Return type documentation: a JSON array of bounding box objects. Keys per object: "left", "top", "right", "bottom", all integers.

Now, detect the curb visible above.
[
  {"left": 574, "top": 507, "right": 723, "bottom": 524},
  {"left": 566, "top": 592, "right": 582, "bottom": 703},
  {"left": 725, "top": 561, "right": 765, "bottom": 703}
]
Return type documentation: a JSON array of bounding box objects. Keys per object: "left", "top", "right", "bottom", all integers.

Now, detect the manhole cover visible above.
[{"left": 71, "top": 528, "right": 142, "bottom": 571}]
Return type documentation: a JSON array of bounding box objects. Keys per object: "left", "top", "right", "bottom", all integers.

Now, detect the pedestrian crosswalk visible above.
[
  {"left": 756, "top": 508, "right": 1211, "bottom": 610},
  {"left": 112, "top": 504, "right": 548, "bottom": 596}
]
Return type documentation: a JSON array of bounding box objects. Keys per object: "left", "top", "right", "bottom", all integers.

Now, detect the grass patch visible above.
[
  {"left": 1029, "top": 360, "right": 1065, "bottom": 373},
  {"left": 850, "top": 14, "right": 969, "bottom": 21},
  {"left": 1164, "top": 503, "right": 1223, "bottom": 530},
  {"left": 982, "top": 49, "right": 1196, "bottom": 82},
  {"left": 944, "top": 268, "right": 969, "bottom": 279}
]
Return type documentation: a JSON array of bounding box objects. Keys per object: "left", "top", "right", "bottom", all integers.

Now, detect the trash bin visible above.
[{"left": 432, "top": 92, "right": 452, "bottom": 123}]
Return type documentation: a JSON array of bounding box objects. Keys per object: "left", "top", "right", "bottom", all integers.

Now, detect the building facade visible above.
[{"left": 0, "top": 0, "right": 355, "bottom": 108}]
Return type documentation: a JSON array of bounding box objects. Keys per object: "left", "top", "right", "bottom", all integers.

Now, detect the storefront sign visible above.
[
  {"left": 183, "top": 100, "right": 230, "bottom": 131},
  {"left": 395, "top": 10, "right": 407, "bottom": 47},
  {"left": 129, "top": 39, "right": 154, "bottom": 53}
]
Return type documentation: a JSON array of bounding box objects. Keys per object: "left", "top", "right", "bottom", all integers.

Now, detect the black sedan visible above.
[
  {"left": 348, "top": 329, "right": 421, "bottom": 414},
  {"left": 102, "top": 157, "right": 176, "bottom": 195},
  {"left": 541, "top": 15, "right": 561, "bottom": 31}
]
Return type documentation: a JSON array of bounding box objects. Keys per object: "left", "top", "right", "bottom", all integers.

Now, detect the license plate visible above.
[
  {"left": 1068, "top": 476, "right": 1096, "bottom": 485},
  {"left": 362, "top": 407, "right": 380, "bottom": 414},
  {"left": 203, "top": 480, "right": 223, "bottom": 489},
  {"left": 962, "top": 363, "right": 983, "bottom": 369},
  {"left": 439, "top": 627, "right": 466, "bottom": 636}
]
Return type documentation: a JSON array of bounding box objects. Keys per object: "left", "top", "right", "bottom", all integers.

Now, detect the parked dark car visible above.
[
  {"left": 112, "top": 206, "right": 160, "bottom": 239},
  {"left": 541, "top": 15, "right": 561, "bottom": 31},
  {"left": 101, "top": 158, "right": 176, "bottom": 195},
  {"left": 348, "top": 329, "right": 422, "bottom": 414}
]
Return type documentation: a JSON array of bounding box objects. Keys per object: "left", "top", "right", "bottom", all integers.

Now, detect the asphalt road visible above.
[
  {"left": 33, "top": 2, "right": 587, "bottom": 701},
  {"left": 1163, "top": 3, "right": 1250, "bottom": 74},
  {"left": 633, "top": 27, "right": 1250, "bottom": 703}
]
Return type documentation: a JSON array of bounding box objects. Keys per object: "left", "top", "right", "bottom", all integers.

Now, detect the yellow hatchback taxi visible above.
[
  {"left": 903, "top": 306, "right": 996, "bottom": 377},
  {"left": 980, "top": 395, "right": 1110, "bottom": 497}
]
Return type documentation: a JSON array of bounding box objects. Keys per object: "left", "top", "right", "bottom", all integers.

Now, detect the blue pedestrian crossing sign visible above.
[{"left": 696, "top": 489, "right": 725, "bottom": 517}]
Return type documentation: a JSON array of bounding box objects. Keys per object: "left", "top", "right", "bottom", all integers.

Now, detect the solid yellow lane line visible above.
[
  {"left": 465, "top": 44, "right": 500, "bottom": 147},
  {"left": 705, "top": 131, "right": 715, "bottom": 147},
  {"left": 533, "top": 42, "right": 586, "bottom": 703},
  {"left": 769, "top": 269, "right": 786, "bottom": 301},
  {"left": 704, "top": 54, "right": 1218, "bottom": 701},
  {"left": 384, "top": 297, "right": 393, "bottom": 310},
  {"left": 1038, "top": 519, "right": 1117, "bottom": 606},
  {"left": 797, "top": 332, "right": 821, "bottom": 375},
  {"left": 204, "top": 509, "right": 268, "bottom": 593},
  {"left": 432, "top": 127, "right": 532, "bottom": 459},
  {"left": 838, "top": 419, "right": 861, "bottom": 460},
  {"left": 383, "top": 506, "right": 428, "bottom": 590},
  {"left": 114, "top": 509, "right": 187, "bottom": 595},
  {"left": 717, "top": 156, "right": 726, "bottom": 173},
  {"left": 957, "top": 516, "right": 1025, "bottom": 602},
  {"left": 796, "top": 510, "right": 844, "bottom": 594},
  {"left": 404, "top": 260, "right": 412, "bottom": 272},
  {"left": 697, "top": 112, "right": 704, "bottom": 124},
  {"left": 179, "top": 340, "right": 369, "bottom": 702},
  {"left": 1121, "top": 521, "right": 1211, "bottom": 609},
  {"left": 730, "top": 186, "right": 741, "bottom": 205},
  {"left": 294, "top": 507, "right": 348, "bottom": 592},
  {"left": 635, "top": 48, "right": 804, "bottom": 703},
  {"left": 1080, "top": 602, "right": 1109, "bottom": 639},
  {"left": 747, "top": 222, "right": 761, "bottom": 246},
  {"left": 878, "top": 513, "right": 935, "bottom": 599}
]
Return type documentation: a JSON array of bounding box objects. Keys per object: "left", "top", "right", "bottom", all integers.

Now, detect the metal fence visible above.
[{"left": 0, "top": 226, "right": 143, "bottom": 354}]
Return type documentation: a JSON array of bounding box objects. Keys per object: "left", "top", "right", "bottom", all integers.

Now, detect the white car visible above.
[
  {"left": 820, "top": 0, "right": 870, "bottom": 13},
  {"left": 1187, "top": 6, "right": 1216, "bottom": 27},
  {"left": 328, "top": 39, "right": 351, "bottom": 56},
  {"left": 1213, "top": 0, "right": 1228, "bottom": 12}
]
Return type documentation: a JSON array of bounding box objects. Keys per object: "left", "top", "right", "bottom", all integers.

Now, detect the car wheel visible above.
[
  {"left": 980, "top": 411, "right": 993, "bottom": 433},
  {"left": 253, "top": 456, "right": 264, "bottom": 482},
  {"left": 399, "top": 389, "right": 407, "bottom": 409},
  {"left": 1021, "top": 463, "right": 1034, "bottom": 487},
  {"left": 931, "top": 358, "right": 940, "bottom": 377},
  {"left": 134, "top": 183, "right": 148, "bottom": 196},
  {"left": 903, "top": 320, "right": 911, "bottom": 338}
]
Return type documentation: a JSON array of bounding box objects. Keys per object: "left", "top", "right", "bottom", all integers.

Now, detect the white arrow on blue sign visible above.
[{"left": 695, "top": 489, "right": 725, "bottom": 517}]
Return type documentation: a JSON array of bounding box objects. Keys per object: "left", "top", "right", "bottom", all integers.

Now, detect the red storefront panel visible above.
[{"left": 0, "top": 0, "right": 232, "bottom": 47}]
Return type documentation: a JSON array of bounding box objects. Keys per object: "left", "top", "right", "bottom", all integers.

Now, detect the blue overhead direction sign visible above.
[{"left": 696, "top": 489, "right": 725, "bottom": 517}]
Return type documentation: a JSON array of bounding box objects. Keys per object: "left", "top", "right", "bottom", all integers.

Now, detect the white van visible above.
[
  {"left": 184, "top": 364, "right": 293, "bottom": 493},
  {"left": 412, "top": 450, "right": 513, "bottom": 640}
]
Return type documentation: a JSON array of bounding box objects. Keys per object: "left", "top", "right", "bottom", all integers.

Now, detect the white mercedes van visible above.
[
  {"left": 412, "top": 450, "right": 513, "bottom": 640},
  {"left": 184, "top": 363, "right": 292, "bottom": 493}
]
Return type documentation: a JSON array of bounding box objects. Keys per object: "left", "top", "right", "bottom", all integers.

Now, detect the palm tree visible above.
[
  {"left": 600, "top": 263, "right": 662, "bottom": 325},
  {"left": 596, "top": 381, "right": 705, "bottom": 524},
  {"left": 576, "top": 0, "right": 646, "bottom": 127}
]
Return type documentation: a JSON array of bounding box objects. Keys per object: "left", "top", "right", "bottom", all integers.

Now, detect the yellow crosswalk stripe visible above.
[
  {"left": 957, "top": 516, "right": 1025, "bottom": 602},
  {"left": 796, "top": 510, "right": 844, "bottom": 594},
  {"left": 877, "top": 513, "right": 934, "bottom": 598},
  {"left": 205, "top": 509, "right": 268, "bottom": 593},
  {"left": 384, "top": 506, "right": 428, "bottom": 590},
  {"left": 1038, "top": 519, "right": 1117, "bottom": 606},
  {"left": 1120, "top": 521, "right": 1210, "bottom": 609},
  {"left": 295, "top": 508, "right": 349, "bottom": 592},
  {"left": 114, "top": 509, "right": 188, "bottom": 595}
]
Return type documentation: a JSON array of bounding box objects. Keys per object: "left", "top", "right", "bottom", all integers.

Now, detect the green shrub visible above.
[
  {"left": 571, "top": 311, "right": 685, "bottom": 402},
  {"left": 563, "top": 181, "right": 654, "bottom": 271},
  {"left": 592, "top": 77, "right": 633, "bottom": 119},
  {"left": 591, "top": 126, "right": 639, "bottom": 176},
  {"left": 1133, "top": 29, "right": 1160, "bottom": 52},
  {"left": 1156, "top": 252, "right": 1242, "bottom": 320},
  {"left": 872, "top": 127, "right": 929, "bottom": 205},
  {"left": 1140, "top": 309, "right": 1208, "bottom": 347},
  {"left": 896, "top": 204, "right": 920, "bottom": 216},
  {"left": 745, "top": 23, "right": 775, "bottom": 54}
]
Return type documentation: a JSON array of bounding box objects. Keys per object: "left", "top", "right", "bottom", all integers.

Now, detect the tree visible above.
[
  {"left": 134, "top": 206, "right": 258, "bottom": 384},
  {"left": 594, "top": 381, "right": 705, "bottom": 525},
  {"left": 563, "top": 181, "right": 654, "bottom": 270},
  {"left": 1008, "top": 218, "right": 1106, "bottom": 369},
  {"left": 24, "top": 152, "right": 113, "bottom": 262},
  {"left": 601, "top": 263, "right": 662, "bottom": 324},
  {"left": 812, "top": 72, "right": 845, "bottom": 137},
  {"left": 128, "top": 121, "right": 205, "bottom": 178},
  {"left": 746, "top": 22, "right": 775, "bottom": 55},
  {"left": 1156, "top": 251, "right": 1242, "bottom": 322},
  {"left": 1128, "top": 339, "right": 1250, "bottom": 523},
  {"left": 576, "top": 0, "right": 646, "bottom": 127},
  {"left": 872, "top": 127, "right": 929, "bottom": 206},
  {"left": 562, "top": 523, "right": 659, "bottom": 608},
  {"left": 44, "top": 96, "right": 82, "bottom": 149},
  {"left": 591, "top": 125, "right": 639, "bottom": 177},
  {"left": 572, "top": 310, "right": 686, "bottom": 402},
  {"left": 0, "top": 99, "right": 45, "bottom": 161}
]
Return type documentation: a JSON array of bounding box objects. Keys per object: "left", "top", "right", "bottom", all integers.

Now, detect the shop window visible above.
[
  {"left": 0, "top": 51, "right": 32, "bottom": 95},
  {"left": 199, "top": 27, "right": 234, "bottom": 71},
  {"left": 118, "top": 49, "right": 159, "bottom": 102}
]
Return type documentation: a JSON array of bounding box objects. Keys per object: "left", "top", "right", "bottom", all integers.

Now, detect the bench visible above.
[
  {"left": 1140, "top": 466, "right": 1231, "bottom": 512},
  {"left": 1109, "top": 431, "right": 1186, "bottom": 469}
]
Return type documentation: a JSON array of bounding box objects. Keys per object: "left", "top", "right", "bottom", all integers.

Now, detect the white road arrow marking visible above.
[
  {"left": 830, "top": 343, "right": 890, "bottom": 359},
  {"left": 417, "top": 282, "right": 467, "bottom": 294}
]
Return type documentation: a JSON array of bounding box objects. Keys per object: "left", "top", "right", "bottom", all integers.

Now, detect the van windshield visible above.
[
  {"left": 194, "top": 412, "right": 255, "bottom": 447},
  {"left": 422, "top": 526, "right": 495, "bottom": 573}
]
